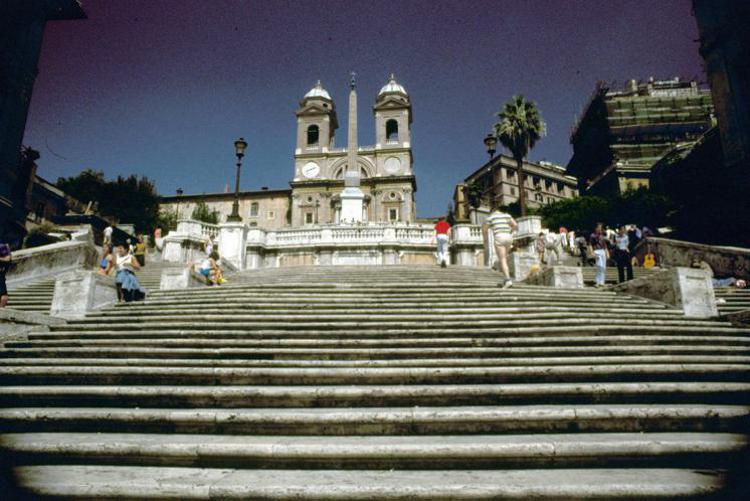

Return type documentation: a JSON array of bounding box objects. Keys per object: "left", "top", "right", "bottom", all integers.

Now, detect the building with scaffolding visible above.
[{"left": 566, "top": 78, "right": 714, "bottom": 196}]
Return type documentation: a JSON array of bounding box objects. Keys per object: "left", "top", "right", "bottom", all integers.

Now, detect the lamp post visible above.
[
  {"left": 227, "top": 137, "right": 248, "bottom": 222},
  {"left": 483, "top": 133, "right": 497, "bottom": 159},
  {"left": 175, "top": 187, "right": 183, "bottom": 221}
]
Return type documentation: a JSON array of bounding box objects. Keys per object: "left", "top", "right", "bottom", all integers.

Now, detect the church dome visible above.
[
  {"left": 304, "top": 81, "right": 331, "bottom": 100},
  {"left": 378, "top": 74, "right": 407, "bottom": 96}
]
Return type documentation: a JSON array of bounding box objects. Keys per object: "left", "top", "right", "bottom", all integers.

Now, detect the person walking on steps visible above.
[
  {"left": 589, "top": 222, "right": 610, "bottom": 288},
  {"left": 484, "top": 203, "right": 517, "bottom": 289},
  {"left": 0, "top": 243, "right": 11, "bottom": 308},
  {"left": 434, "top": 216, "right": 451, "bottom": 268},
  {"left": 614, "top": 225, "right": 633, "bottom": 283}
]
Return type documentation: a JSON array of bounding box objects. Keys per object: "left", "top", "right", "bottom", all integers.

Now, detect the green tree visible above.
[
  {"left": 191, "top": 201, "right": 220, "bottom": 225},
  {"left": 493, "top": 95, "right": 546, "bottom": 217},
  {"left": 57, "top": 170, "right": 162, "bottom": 234},
  {"left": 156, "top": 207, "right": 178, "bottom": 233}
]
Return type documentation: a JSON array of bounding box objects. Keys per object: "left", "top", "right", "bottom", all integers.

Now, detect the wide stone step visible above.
[
  {"left": 2, "top": 364, "right": 748, "bottom": 386},
  {"left": 11, "top": 333, "right": 750, "bottom": 350},
  {"left": 5, "top": 341, "right": 750, "bottom": 360},
  {"left": 2, "top": 382, "right": 748, "bottom": 407},
  {"left": 93, "top": 304, "right": 681, "bottom": 316},
  {"left": 53, "top": 320, "right": 740, "bottom": 334},
  {"left": 11, "top": 465, "right": 734, "bottom": 499},
  {"left": 4, "top": 354, "right": 749, "bottom": 368},
  {"left": 1, "top": 405, "right": 747, "bottom": 435},
  {"left": 3, "top": 432, "right": 746, "bottom": 469}
]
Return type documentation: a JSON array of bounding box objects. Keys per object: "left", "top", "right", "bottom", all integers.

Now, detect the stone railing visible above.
[
  {"left": 161, "top": 219, "right": 215, "bottom": 264},
  {"left": 244, "top": 223, "right": 442, "bottom": 268},
  {"left": 6, "top": 239, "right": 98, "bottom": 287},
  {"left": 635, "top": 237, "right": 750, "bottom": 280}
]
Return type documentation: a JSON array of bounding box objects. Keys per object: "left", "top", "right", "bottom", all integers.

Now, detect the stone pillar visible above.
[
  {"left": 340, "top": 73, "right": 365, "bottom": 223},
  {"left": 508, "top": 252, "right": 540, "bottom": 282},
  {"left": 50, "top": 271, "right": 117, "bottom": 320},
  {"left": 525, "top": 266, "right": 584, "bottom": 288},
  {"left": 219, "top": 222, "right": 249, "bottom": 270},
  {"left": 159, "top": 267, "right": 205, "bottom": 290},
  {"left": 611, "top": 267, "right": 718, "bottom": 318}
]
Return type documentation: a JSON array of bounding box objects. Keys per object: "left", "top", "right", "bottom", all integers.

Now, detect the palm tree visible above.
[{"left": 493, "top": 95, "right": 546, "bottom": 217}]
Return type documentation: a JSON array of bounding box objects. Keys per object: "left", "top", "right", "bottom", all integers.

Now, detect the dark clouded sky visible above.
[{"left": 23, "top": 0, "right": 704, "bottom": 216}]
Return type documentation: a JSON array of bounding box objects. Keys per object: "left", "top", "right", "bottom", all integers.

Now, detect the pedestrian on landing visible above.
[
  {"left": 434, "top": 216, "right": 451, "bottom": 268},
  {"left": 575, "top": 233, "right": 589, "bottom": 266},
  {"left": 103, "top": 224, "right": 113, "bottom": 246},
  {"left": 97, "top": 243, "right": 115, "bottom": 276},
  {"left": 0, "top": 243, "right": 11, "bottom": 308},
  {"left": 154, "top": 227, "right": 163, "bottom": 252},
  {"left": 134, "top": 235, "right": 147, "bottom": 267},
  {"left": 114, "top": 244, "right": 145, "bottom": 302},
  {"left": 535, "top": 232, "right": 546, "bottom": 265},
  {"left": 588, "top": 222, "right": 610, "bottom": 287},
  {"left": 199, "top": 251, "right": 223, "bottom": 285},
  {"left": 483, "top": 204, "right": 518, "bottom": 288},
  {"left": 614, "top": 225, "right": 633, "bottom": 283}
]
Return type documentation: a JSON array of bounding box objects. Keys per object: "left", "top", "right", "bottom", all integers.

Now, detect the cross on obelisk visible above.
[{"left": 340, "top": 71, "right": 365, "bottom": 223}]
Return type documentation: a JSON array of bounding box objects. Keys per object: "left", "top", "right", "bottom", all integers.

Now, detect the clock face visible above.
[
  {"left": 384, "top": 157, "right": 401, "bottom": 174},
  {"left": 302, "top": 162, "right": 320, "bottom": 179}
]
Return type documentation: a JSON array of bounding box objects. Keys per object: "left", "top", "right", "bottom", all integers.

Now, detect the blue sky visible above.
[{"left": 23, "top": 0, "right": 705, "bottom": 216}]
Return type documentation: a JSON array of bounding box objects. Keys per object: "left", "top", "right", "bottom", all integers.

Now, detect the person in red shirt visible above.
[{"left": 434, "top": 217, "right": 451, "bottom": 268}]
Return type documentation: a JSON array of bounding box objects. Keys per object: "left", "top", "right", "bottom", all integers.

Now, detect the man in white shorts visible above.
[{"left": 484, "top": 204, "right": 518, "bottom": 288}]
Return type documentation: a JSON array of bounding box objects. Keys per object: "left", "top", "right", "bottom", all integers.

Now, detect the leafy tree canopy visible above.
[
  {"left": 57, "top": 169, "right": 161, "bottom": 234},
  {"left": 538, "top": 188, "right": 675, "bottom": 233},
  {"left": 191, "top": 201, "right": 220, "bottom": 225}
]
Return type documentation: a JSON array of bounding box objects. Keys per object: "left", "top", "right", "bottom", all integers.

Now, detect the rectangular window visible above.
[
  {"left": 305, "top": 212, "right": 314, "bottom": 224},
  {"left": 388, "top": 208, "right": 399, "bottom": 222},
  {"left": 267, "top": 211, "right": 275, "bottom": 220},
  {"left": 250, "top": 202, "right": 259, "bottom": 217}
]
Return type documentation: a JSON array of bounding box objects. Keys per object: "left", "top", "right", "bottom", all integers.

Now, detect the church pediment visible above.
[
  {"left": 374, "top": 96, "right": 410, "bottom": 111},
  {"left": 296, "top": 103, "right": 335, "bottom": 116}
]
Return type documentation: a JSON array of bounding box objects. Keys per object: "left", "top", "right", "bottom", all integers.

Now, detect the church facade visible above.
[{"left": 159, "top": 75, "right": 417, "bottom": 229}]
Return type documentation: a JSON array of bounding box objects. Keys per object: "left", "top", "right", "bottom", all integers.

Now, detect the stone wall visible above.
[
  {"left": 6, "top": 239, "right": 98, "bottom": 286},
  {"left": 635, "top": 237, "right": 750, "bottom": 280}
]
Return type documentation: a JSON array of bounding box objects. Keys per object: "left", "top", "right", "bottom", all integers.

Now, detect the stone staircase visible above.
[
  {"left": 6, "top": 278, "right": 56, "bottom": 313},
  {"left": 1, "top": 265, "right": 749, "bottom": 499},
  {"left": 5, "top": 257, "right": 179, "bottom": 315},
  {"left": 716, "top": 287, "right": 750, "bottom": 317}
]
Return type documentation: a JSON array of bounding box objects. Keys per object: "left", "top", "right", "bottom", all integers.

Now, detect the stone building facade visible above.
[
  {"left": 0, "top": 0, "right": 85, "bottom": 245},
  {"left": 566, "top": 78, "right": 714, "bottom": 196},
  {"left": 453, "top": 155, "right": 578, "bottom": 222},
  {"left": 159, "top": 75, "right": 417, "bottom": 229},
  {"left": 290, "top": 76, "right": 416, "bottom": 226},
  {"left": 159, "top": 188, "right": 292, "bottom": 231}
]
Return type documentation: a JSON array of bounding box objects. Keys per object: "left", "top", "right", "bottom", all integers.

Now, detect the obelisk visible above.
[{"left": 339, "top": 71, "right": 365, "bottom": 223}]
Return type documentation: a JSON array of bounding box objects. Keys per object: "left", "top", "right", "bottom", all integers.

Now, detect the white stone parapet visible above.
[
  {"left": 161, "top": 219, "right": 217, "bottom": 263},
  {"left": 50, "top": 271, "right": 118, "bottom": 320}
]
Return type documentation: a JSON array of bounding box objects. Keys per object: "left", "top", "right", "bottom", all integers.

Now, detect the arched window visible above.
[
  {"left": 385, "top": 119, "right": 399, "bottom": 143},
  {"left": 306, "top": 125, "right": 319, "bottom": 146}
]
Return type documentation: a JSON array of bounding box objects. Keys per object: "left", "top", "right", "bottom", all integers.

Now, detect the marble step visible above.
[
  {"left": 2, "top": 404, "right": 747, "bottom": 435},
  {"left": 3, "top": 355, "right": 750, "bottom": 368},
  {"left": 2, "top": 382, "right": 749, "bottom": 408},
  {"left": 2, "top": 363, "right": 748, "bottom": 386},
  {"left": 5, "top": 343, "right": 749, "bottom": 363},
  {"left": 10, "top": 465, "right": 735, "bottom": 499},
  {"left": 12, "top": 332, "right": 750, "bottom": 350},
  {"left": 3, "top": 432, "right": 746, "bottom": 469}
]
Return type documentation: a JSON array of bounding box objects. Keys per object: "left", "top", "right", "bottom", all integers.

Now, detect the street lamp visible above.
[
  {"left": 483, "top": 133, "right": 497, "bottom": 159},
  {"left": 175, "top": 187, "right": 183, "bottom": 220},
  {"left": 227, "top": 137, "right": 248, "bottom": 222}
]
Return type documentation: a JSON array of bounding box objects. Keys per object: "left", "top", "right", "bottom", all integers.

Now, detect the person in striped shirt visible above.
[{"left": 483, "top": 204, "right": 518, "bottom": 288}]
